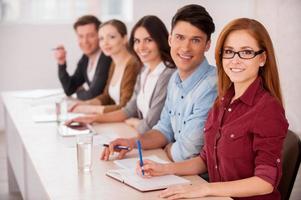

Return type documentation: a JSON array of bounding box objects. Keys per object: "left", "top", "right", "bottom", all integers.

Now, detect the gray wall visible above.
[{"left": 0, "top": 0, "right": 300, "bottom": 198}]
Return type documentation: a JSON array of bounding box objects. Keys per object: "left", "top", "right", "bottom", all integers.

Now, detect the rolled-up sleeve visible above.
[{"left": 253, "top": 99, "right": 288, "bottom": 187}]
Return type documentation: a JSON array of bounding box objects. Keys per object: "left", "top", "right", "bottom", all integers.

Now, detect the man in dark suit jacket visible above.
[{"left": 54, "top": 15, "right": 111, "bottom": 100}]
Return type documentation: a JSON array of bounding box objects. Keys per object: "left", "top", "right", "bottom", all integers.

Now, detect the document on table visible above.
[
  {"left": 31, "top": 103, "right": 84, "bottom": 123},
  {"left": 13, "top": 89, "right": 63, "bottom": 99},
  {"left": 106, "top": 155, "right": 191, "bottom": 192},
  {"left": 32, "top": 113, "right": 84, "bottom": 123}
]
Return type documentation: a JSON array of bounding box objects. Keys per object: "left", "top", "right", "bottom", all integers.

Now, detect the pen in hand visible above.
[
  {"left": 102, "top": 144, "right": 130, "bottom": 151},
  {"left": 136, "top": 140, "right": 144, "bottom": 175}
]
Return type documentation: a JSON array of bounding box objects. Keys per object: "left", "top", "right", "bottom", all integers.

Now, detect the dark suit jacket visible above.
[{"left": 58, "top": 53, "right": 111, "bottom": 100}]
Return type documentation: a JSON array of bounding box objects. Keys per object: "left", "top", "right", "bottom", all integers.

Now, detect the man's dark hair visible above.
[
  {"left": 73, "top": 15, "right": 101, "bottom": 30},
  {"left": 171, "top": 4, "right": 215, "bottom": 40}
]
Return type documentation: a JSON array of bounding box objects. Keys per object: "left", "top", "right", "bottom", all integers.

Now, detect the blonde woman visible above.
[{"left": 70, "top": 19, "right": 141, "bottom": 113}]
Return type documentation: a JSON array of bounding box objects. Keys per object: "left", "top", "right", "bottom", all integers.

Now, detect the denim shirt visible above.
[{"left": 153, "top": 58, "right": 217, "bottom": 161}]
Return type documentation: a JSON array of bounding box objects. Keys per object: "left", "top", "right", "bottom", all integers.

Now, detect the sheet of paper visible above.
[
  {"left": 14, "top": 89, "right": 63, "bottom": 99},
  {"left": 32, "top": 113, "right": 84, "bottom": 123},
  {"left": 113, "top": 155, "right": 169, "bottom": 170}
]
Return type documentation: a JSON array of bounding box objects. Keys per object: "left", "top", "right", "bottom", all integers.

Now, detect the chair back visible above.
[{"left": 278, "top": 130, "right": 301, "bottom": 200}]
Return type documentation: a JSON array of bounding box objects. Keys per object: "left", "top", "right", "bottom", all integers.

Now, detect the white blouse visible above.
[
  {"left": 137, "top": 62, "right": 165, "bottom": 118},
  {"left": 83, "top": 50, "right": 101, "bottom": 90},
  {"left": 108, "top": 65, "right": 127, "bottom": 105}
]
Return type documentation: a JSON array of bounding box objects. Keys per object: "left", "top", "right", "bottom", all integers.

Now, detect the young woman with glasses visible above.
[{"left": 136, "top": 18, "right": 288, "bottom": 200}]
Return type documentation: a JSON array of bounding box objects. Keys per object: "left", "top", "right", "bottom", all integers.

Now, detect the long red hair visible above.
[{"left": 215, "top": 18, "right": 283, "bottom": 106}]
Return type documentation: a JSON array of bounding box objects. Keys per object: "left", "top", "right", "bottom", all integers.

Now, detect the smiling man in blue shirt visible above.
[{"left": 101, "top": 4, "right": 217, "bottom": 162}]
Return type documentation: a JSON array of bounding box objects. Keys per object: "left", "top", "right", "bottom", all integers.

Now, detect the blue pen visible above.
[
  {"left": 136, "top": 140, "right": 144, "bottom": 175},
  {"left": 102, "top": 144, "right": 130, "bottom": 151}
]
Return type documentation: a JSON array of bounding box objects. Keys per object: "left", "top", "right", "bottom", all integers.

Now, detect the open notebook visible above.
[{"left": 106, "top": 155, "right": 191, "bottom": 192}]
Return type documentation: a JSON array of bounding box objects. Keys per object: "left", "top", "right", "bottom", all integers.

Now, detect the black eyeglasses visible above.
[{"left": 222, "top": 49, "right": 264, "bottom": 59}]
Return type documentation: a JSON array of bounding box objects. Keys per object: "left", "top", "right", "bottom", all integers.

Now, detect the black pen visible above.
[{"left": 102, "top": 144, "right": 130, "bottom": 151}]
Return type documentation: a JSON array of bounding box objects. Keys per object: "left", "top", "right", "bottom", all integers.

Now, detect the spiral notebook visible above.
[{"left": 106, "top": 155, "right": 191, "bottom": 192}]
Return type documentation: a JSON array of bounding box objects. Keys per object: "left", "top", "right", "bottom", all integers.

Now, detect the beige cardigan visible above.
[{"left": 97, "top": 56, "right": 141, "bottom": 113}]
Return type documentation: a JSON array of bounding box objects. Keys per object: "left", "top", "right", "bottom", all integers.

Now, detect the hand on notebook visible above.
[
  {"left": 159, "top": 183, "right": 210, "bottom": 199},
  {"left": 101, "top": 138, "right": 135, "bottom": 161},
  {"left": 65, "top": 114, "right": 98, "bottom": 125},
  {"left": 136, "top": 159, "right": 169, "bottom": 178}
]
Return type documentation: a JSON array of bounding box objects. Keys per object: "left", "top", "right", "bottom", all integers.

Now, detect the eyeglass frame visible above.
[{"left": 221, "top": 49, "right": 265, "bottom": 59}]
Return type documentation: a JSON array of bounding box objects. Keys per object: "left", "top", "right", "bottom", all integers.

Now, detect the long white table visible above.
[{"left": 2, "top": 90, "right": 232, "bottom": 200}]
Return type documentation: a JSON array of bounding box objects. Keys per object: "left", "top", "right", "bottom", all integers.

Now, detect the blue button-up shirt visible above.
[{"left": 153, "top": 58, "right": 217, "bottom": 161}]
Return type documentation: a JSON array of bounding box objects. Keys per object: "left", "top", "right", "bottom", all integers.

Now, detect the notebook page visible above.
[
  {"left": 113, "top": 155, "right": 169, "bottom": 170},
  {"left": 107, "top": 168, "right": 190, "bottom": 192}
]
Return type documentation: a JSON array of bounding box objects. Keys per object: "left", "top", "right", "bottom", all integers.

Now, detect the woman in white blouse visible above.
[{"left": 68, "top": 15, "right": 175, "bottom": 134}]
